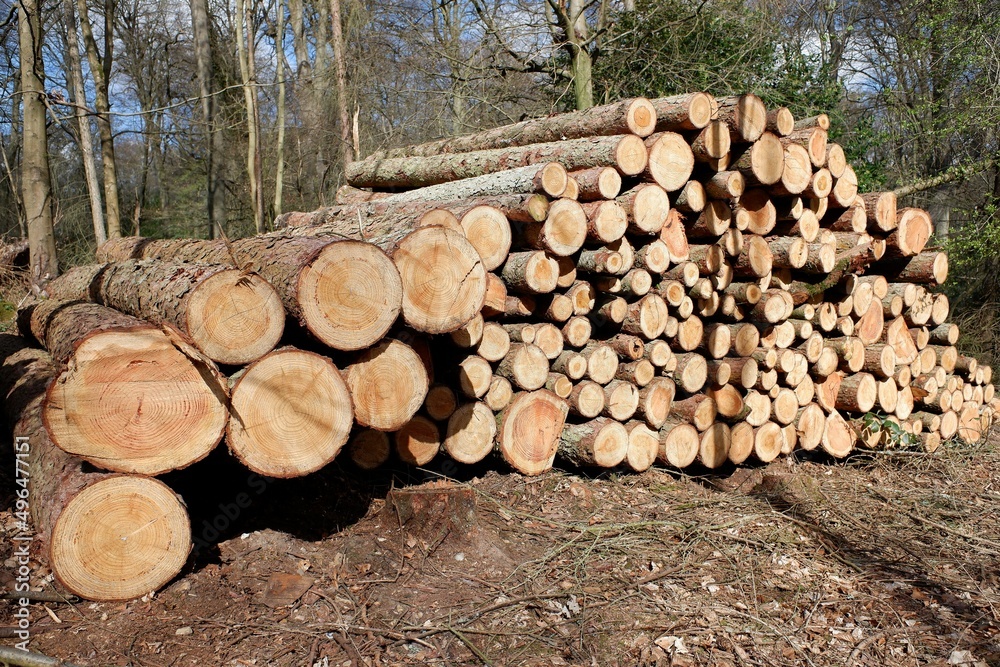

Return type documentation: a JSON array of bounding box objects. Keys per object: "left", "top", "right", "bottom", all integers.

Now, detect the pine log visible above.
[
  {"left": 568, "top": 380, "right": 606, "bottom": 418},
  {"left": 97, "top": 235, "right": 404, "bottom": 349},
  {"left": 477, "top": 322, "right": 512, "bottom": 362},
  {"left": 571, "top": 166, "right": 622, "bottom": 201},
  {"left": 602, "top": 380, "right": 641, "bottom": 421},
  {"left": 48, "top": 261, "right": 283, "bottom": 366},
  {"left": 582, "top": 200, "right": 629, "bottom": 243},
  {"left": 484, "top": 376, "right": 513, "bottom": 412},
  {"left": 753, "top": 422, "right": 785, "bottom": 462},
  {"left": 651, "top": 92, "right": 713, "bottom": 130},
  {"left": 658, "top": 422, "right": 700, "bottom": 468},
  {"left": 623, "top": 421, "right": 659, "bottom": 472},
  {"left": 515, "top": 199, "right": 588, "bottom": 256},
  {"left": 0, "top": 338, "right": 191, "bottom": 601},
  {"left": 829, "top": 164, "right": 858, "bottom": 207},
  {"left": 501, "top": 251, "right": 559, "bottom": 294},
  {"left": 880, "top": 251, "right": 948, "bottom": 285},
  {"left": 621, "top": 294, "right": 669, "bottom": 339},
  {"left": 815, "top": 371, "right": 844, "bottom": 412},
  {"left": 451, "top": 314, "right": 484, "bottom": 348},
  {"left": 822, "top": 410, "right": 856, "bottom": 458},
  {"left": 644, "top": 132, "right": 696, "bottom": 191},
  {"left": 365, "top": 97, "right": 657, "bottom": 161},
  {"left": 728, "top": 421, "right": 756, "bottom": 464},
  {"left": 836, "top": 373, "right": 878, "bottom": 412},
  {"left": 346, "top": 134, "right": 649, "bottom": 188},
  {"left": 859, "top": 191, "right": 898, "bottom": 232},
  {"left": 706, "top": 383, "right": 744, "bottom": 419},
  {"left": 558, "top": 419, "right": 629, "bottom": 468},
  {"left": 348, "top": 430, "right": 391, "bottom": 470},
  {"left": 705, "top": 171, "right": 745, "bottom": 199},
  {"left": 444, "top": 402, "right": 497, "bottom": 464},
  {"left": 660, "top": 209, "right": 691, "bottom": 262},
  {"left": 496, "top": 343, "right": 549, "bottom": 391},
  {"left": 561, "top": 316, "right": 592, "bottom": 348},
  {"left": 714, "top": 94, "right": 767, "bottom": 142},
  {"left": 634, "top": 239, "right": 672, "bottom": 274},
  {"left": 346, "top": 338, "right": 429, "bottom": 430},
  {"left": 854, "top": 301, "right": 886, "bottom": 346},
  {"left": 633, "top": 376, "right": 673, "bottom": 430},
  {"left": 883, "top": 208, "right": 932, "bottom": 259},
  {"left": 732, "top": 133, "right": 785, "bottom": 186},
  {"left": 732, "top": 235, "right": 773, "bottom": 278},
  {"left": 497, "top": 390, "right": 569, "bottom": 476},
  {"left": 697, "top": 422, "right": 731, "bottom": 468},
  {"left": 688, "top": 122, "right": 729, "bottom": 166},
  {"left": 425, "top": 385, "right": 459, "bottom": 421},
  {"left": 826, "top": 200, "right": 867, "bottom": 233},
  {"left": 25, "top": 301, "right": 228, "bottom": 475},
  {"left": 395, "top": 416, "right": 441, "bottom": 465},
  {"left": 228, "top": 348, "right": 352, "bottom": 477},
  {"left": 781, "top": 127, "right": 827, "bottom": 167}
]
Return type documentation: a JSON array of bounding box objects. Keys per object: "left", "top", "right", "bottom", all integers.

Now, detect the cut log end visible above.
[
  {"left": 299, "top": 240, "right": 403, "bottom": 351},
  {"left": 186, "top": 269, "right": 284, "bottom": 365},
  {"left": 346, "top": 338, "right": 429, "bottom": 431},
  {"left": 51, "top": 476, "right": 191, "bottom": 601},
  {"left": 393, "top": 227, "right": 487, "bottom": 334},
  {"left": 498, "top": 390, "right": 569, "bottom": 475},
  {"left": 228, "top": 349, "right": 353, "bottom": 478},
  {"left": 44, "top": 327, "right": 228, "bottom": 476}
]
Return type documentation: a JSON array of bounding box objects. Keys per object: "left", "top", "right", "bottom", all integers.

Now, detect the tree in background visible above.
[{"left": 17, "top": 0, "right": 59, "bottom": 289}]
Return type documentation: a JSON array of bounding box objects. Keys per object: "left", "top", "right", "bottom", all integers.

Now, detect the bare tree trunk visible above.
[
  {"left": 236, "top": 0, "right": 264, "bottom": 233},
  {"left": 329, "top": 0, "right": 352, "bottom": 165},
  {"left": 62, "top": 0, "right": 105, "bottom": 246},
  {"left": 190, "top": 0, "right": 226, "bottom": 238},
  {"left": 77, "top": 0, "right": 121, "bottom": 239},
  {"left": 18, "top": 0, "right": 59, "bottom": 288},
  {"left": 274, "top": 0, "right": 287, "bottom": 216}
]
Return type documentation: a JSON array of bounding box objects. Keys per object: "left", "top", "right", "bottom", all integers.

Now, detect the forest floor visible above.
[{"left": 1, "top": 435, "right": 999, "bottom": 666}]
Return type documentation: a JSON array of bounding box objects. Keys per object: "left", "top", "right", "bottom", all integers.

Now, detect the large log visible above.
[
  {"left": 345, "top": 134, "right": 649, "bottom": 188},
  {"left": 559, "top": 418, "right": 629, "bottom": 468},
  {"left": 26, "top": 300, "right": 228, "bottom": 476},
  {"left": 363, "top": 97, "right": 657, "bottom": 161},
  {"left": 496, "top": 390, "right": 569, "bottom": 475},
  {"left": 97, "top": 235, "right": 404, "bottom": 349},
  {"left": 227, "top": 347, "right": 353, "bottom": 477},
  {"left": 0, "top": 336, "right": 191, "bottom": 601},
  {"left": 345, "top": 338, "right": 429, "bottom": 431},
  {"left": 46, "top": 261, "right": 284, "bottom": 365},
  {"left": 651, "top": 93, "right": 714, "bottom": 131},
  {"left": 714, "top": 94, "right": 767, "bottom": 142}
]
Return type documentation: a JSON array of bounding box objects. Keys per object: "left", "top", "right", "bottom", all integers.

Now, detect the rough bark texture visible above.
[
  {"left": 46, "top": 261, "right": 285, "bottom": 365},
  {"left": 345, "top": 134, "right": 648, "bottom": 188}
]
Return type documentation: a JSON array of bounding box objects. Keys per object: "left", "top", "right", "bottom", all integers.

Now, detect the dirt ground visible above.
[{"left": 1, "top": 435, "right": 999, "bottom": 666}]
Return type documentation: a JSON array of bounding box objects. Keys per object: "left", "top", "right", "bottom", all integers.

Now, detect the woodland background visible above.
[{"left": 3, "top": 0, "right": 1000, "bottom": 359}]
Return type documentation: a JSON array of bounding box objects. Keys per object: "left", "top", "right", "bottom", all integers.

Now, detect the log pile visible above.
[{"left": 2, "top": 93, "right": 996, "bottom": 602}]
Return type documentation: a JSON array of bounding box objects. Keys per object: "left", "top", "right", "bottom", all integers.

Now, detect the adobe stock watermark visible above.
[
  {"left": 12, "top": 435, "right": 32, "bottom": 651},
  {"left": 192, "top": 472, "right": 272, "bottom": 553}
]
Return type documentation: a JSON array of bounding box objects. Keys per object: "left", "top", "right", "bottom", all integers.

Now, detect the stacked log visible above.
[{"left": 3, "top": 92, "right": 996, "bottom": 603}]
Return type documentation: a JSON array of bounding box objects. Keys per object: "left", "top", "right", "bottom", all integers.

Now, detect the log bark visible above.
[
  {"left": 47, "top": 261, "right": 284, "bottom": 365},
  {"left": 346, "top": 134, "right": 649, "bottom": 188},
  {"left": 559, "top": 418, "right": 629, "bottom": 468},
  {"left": 1, "top": 337, "right": 191, "bottom": 601},
  {"left": 97, "top": 235, "right": 404, "bottom": 349},
  {"left": 25, "top": 300, "right": 228, "bottom": 476},
  {"left": 366, "top": 97, "right": 657, "bottom": 161}
]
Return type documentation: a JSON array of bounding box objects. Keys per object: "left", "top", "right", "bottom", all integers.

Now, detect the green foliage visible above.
[{"left": 861, "top": 412, "right": 919, "bottom": 449}]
